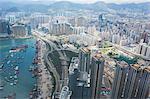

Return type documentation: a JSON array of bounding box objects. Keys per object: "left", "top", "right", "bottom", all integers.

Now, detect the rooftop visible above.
[{"left": 117, "top": 61, "right": 128, "bottom": 68}]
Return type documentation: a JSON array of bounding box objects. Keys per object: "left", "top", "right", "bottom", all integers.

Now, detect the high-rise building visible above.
[
  {"left": 123, "top": 64, "right": 142, "bottom": 98},
  {"left": 111, "top": 61, "right": 129, "bottom": 99},
  {"left": 12, "top": 24, "right": 28, "bottom": 37},
  {"left": 146, "top": 46, "right": 150, "bottom": 58},
  {"left": 0, "top": 20, "right": 11, "bottom": 36},
  {"left": 99, "top": 14, "right": 106, "bottom": 32},
  {"left": 124, "top": 64, "right": 150, "bottom": 98},
  {"left": 79, "top": 48, "right": 91, "bottom": 74},
  {"left": 136, "top": 43, "right": 150, "bottom": 58},
  {"left": 77, "top": 17, "right": 87, "bottom": 27},
  {"left": 136, "top": 67, "right": 150, "bottom": 98},
  {"left": 111, "top": 63, "right": 150, "bottom": 99},
  {"left": 90, "top": 53, "right": 105, "bottom": 99},
  {"left": 52, "top": 22, "right": 73, "bottom": 35},
  {"left": 5, "top": 14, "right": 16, "bottom": 24},
  {"left": 73, "top": 27, "right": 85, "bottom": 34}
]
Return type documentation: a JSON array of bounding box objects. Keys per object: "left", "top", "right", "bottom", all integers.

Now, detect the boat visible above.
[
  {"left": 10, "top": 54, "right": 14, "bottom": 57},
  {"left": 14, "top": 75, "right": 18, "bottom": 79},
  {"left": 15, "top": 71, "right": 19, "bottom": 74},
  {"left": 13, "top": 82, "right": 17, "bottom": 85},
  {"left": 0, "top": 64, "right": 4, "bottom": 69},
  {"left": 0, "top": 80, "right": 4, "bottom": 90},
  {"left": 4, "top": 77, "right": 10, "bottom": 82},
  {"left": 29, "top": 65, "right": 34, "bottom": 71},
  {"left": 10, "top": 76, "right": 13, "bottom": 79},
  {"left": 9, "top": 45, "right": 28, "bottom": 53},
  {"left": 7, "top": 61, "right": 11, "bottom": 64},
  {"left": 5, "top": 93, "right": 16, "bottom": 99},
  {"left": 14, "top": 66, "right": 19, "bottom": 71},
  {"left": 10, "top": 83, "right": 14, "bottom": 86}
]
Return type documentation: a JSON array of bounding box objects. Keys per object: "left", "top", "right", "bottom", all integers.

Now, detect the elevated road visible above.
[
  {"left": 33, "top": 31, "right": 73, "bottom": 96},
  {"left": 109, "top": 42, "right": 150, "bottom": 61}
]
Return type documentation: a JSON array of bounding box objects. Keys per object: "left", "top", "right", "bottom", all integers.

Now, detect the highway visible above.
[
  {"left": 33, "top": 31, "right": 60, "bottom": 94},
  {"left": 109, "top": 42, "right": 150, "bottom": 61},
  {"left": 33, "top": 30, "right": 70, "bottom": 96}
]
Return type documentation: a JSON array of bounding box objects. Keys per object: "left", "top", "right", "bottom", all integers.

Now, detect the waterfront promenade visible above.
[{"left": 37, "top": 40, "right": 53, "bottom": 99}]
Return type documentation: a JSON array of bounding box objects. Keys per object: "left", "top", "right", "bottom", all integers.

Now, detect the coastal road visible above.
[{"left": 33, "top": 31, "right": 63, "bottom": 94}]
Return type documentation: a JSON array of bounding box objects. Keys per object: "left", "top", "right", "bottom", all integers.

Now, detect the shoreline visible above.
[{"left": 0, "top": 36, "right": 33, "bottom": 40}]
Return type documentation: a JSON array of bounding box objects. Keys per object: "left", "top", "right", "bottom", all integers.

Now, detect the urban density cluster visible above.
[{"left": 0, "top": 1, "right": 150, "bottom": 99}]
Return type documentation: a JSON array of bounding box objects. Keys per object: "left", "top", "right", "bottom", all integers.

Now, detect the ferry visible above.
[{"left": 9, "top": 45, "right": 28, "bottom": 53}]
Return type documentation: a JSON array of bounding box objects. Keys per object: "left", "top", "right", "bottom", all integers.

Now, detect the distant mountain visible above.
[
  {"left": 108, "top": 2, "right": 150, "bottom": 13},
  {"left": 6, "top": 7, "right": 20, "bottom": 12},
  {"left": 49, "top": 1, "right": 150, "bottom": 13},
  {"left": 0, "top": 1, "right": 150, "bottom": 13},
  {"left": 0, "top": 2, "right": 49, "bottom": 12},
  {"left": 49, "top": 1, "right": 110, "bottom": 11}
]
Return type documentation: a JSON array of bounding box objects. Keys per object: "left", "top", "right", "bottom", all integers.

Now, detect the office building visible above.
[{"left": 90, "top": 53, "right": 105, "bottom": 99}]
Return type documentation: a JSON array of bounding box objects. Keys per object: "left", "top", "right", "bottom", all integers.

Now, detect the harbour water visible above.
[{"left": 0, "top": 38, "right": 37, "bottom": 99}]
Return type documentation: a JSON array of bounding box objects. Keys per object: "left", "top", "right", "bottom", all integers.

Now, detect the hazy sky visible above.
[
  {"left": 54, "top": 0, "right": 150, "bottom": 4},
  {"left": 2, "top": 0, "right": 150, "bottom": 4}
]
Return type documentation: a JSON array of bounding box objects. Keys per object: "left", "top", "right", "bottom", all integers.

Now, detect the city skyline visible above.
[{"left": 0, "top": 0, "right": 150, "bottom": 98}]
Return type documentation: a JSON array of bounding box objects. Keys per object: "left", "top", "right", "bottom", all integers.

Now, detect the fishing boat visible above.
[
  {"left": 10, "top": 83, "right": 14, "bottom": 86},
  {"left": 14, "top": 66, "right": 19, "bottom": 71},
  {"left": 15, "top": 71, "right": 19, "bottom": 74},
  {"left": 14, "top": 75, "right": 18, "bottom": 79},
  {"left": 10, "top": 76, "right": 13, "bottom": 79},
  {"left": 5, "top": 93, "right": 16, "bottom": 99},
  {"left": 0, "top": 80, "right": 4, "bottom": 90},
  {"left": 10, "top": 54, "right": 14, "bottom": 57},
  {"left": 29, "top": 65, "right": 34, "bottom": 71},
  {"left": 0, "top": 64, "right": 4, "bottom": 70},
  {"left": 7, "top": 61, "right": 11, "bottom": 64},
  {"left": 4, "top": 77, "right": 10, "bottom": 82}
]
